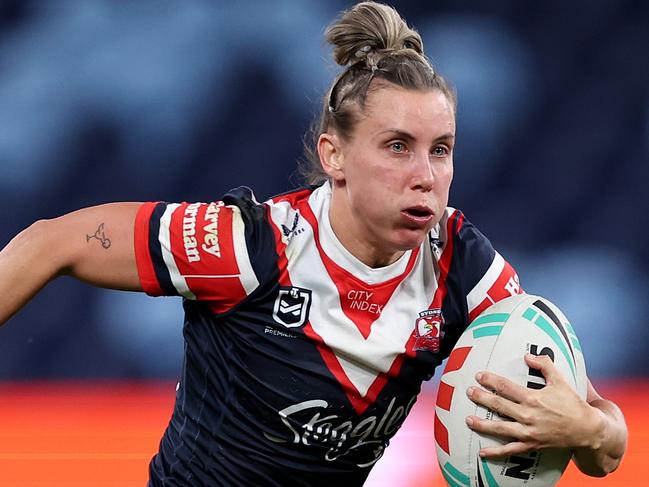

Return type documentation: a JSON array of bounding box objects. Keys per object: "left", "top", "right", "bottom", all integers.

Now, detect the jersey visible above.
[{"left": 133, "top": 182, "right": 522, "bottom": 486}]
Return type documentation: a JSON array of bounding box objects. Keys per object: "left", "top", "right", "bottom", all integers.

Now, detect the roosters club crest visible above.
[
  {"left": 413, "top": 309, "right": 444, "bottom": 353},
  {"left": 272, "top": 286, "right": 312, "bottom": 328}
]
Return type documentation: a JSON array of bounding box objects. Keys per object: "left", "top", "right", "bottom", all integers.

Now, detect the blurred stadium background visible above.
[{"left": 0, "top": 0, "right": 647, "bottom": 485}]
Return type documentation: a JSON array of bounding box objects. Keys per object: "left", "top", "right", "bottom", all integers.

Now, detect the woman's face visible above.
[{"left": 323, "top": 85, "right": 456, "bottom": 266}]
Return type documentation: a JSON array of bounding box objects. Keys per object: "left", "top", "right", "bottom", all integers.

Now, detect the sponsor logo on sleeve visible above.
[
  {"left": 183, "top": 203, "right": 202, "bottom": 263},
  {"left": 503, "top": 273, "right": 521, "bottom": 296},
  {"left": 182, "top": 201, "right": 226, "bottom": 263},
  {"left": 202, "top": 201, "right": 224, "bottom": 258}
]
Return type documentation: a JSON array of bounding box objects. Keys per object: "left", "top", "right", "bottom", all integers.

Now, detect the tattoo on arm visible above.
[{"left": 86, "top": 223, "right": 111, "bottom": 249}]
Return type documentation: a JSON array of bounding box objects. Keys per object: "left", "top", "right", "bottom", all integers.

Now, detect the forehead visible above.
[{"left": 360, "top": 86, "right": 456, "bottom": 138}]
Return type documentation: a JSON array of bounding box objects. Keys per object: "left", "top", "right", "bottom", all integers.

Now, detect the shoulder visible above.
[
  {"left": 219, "top": 185, "right": 314, "bottom": 238},
  {"left": 436, "top": 207, "right": 523, "bottom": 321},
  {"left": 434, "top": 207, "right": 491, "bottom": 255},
  {"left": 264, "top": 185, "right": 322, "bottom": 216},
  {"left": 263, "top": 184, "right": 324, "bottom": 241},
  {"left": 219, "top": 186, "right": 265, "bottom": 224},
  {"left": 430, "top": 207, "right": 498, "bottom": 296}
]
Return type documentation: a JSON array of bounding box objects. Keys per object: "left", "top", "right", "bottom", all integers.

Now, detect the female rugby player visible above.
[{"left": 0, "top": 2, "right": 626, "bottom": 485}]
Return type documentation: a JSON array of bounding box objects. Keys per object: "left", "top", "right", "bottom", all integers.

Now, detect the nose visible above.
[{"left": 409, "top": 151, "right": 434, "bottom": 192}]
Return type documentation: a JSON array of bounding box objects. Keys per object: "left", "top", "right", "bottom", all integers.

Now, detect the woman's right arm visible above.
[{"left": 0, "top": 202, "right": 143, "bottom": 326}]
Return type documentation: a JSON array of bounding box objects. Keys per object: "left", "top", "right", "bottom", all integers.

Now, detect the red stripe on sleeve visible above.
[
  {"left": 436, "top": 381, "right": 455, "bottom": 411},
  {"left": 487, "top": 260, "right": 522, "bottom": 302},
  {"left": 445, "top": 346, "right": 472, "bottom": 373},
  {"left": 168, "top": 202, "right": 247, "bottom": 312},
  {"left": 168, "top": 202, "right": 240, "bottom": 281},
  {"left": 468, "top": 260, "right": 523, "bottom": 322},
  {"left": 469, "top": 298, "right": 494, "bottom": 323},
  {"left": 134, "top": 202, "right": 163, "bottom": 296}
]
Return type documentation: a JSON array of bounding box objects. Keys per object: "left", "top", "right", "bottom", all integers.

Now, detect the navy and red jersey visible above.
[{"left": 134, "top": 182, "right": 522, "bottom": 486}]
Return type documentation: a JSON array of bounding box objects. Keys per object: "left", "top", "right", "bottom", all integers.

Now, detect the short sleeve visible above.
[
  {"left": 133, "top": 187, "right": 277, "bottom": 314},
  {"left": 450, "top": 211, "right": 524, "bottom": 323}
]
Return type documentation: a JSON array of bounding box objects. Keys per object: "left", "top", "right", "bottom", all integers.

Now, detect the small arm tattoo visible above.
[{"left": 86, "top": 223, "right": 111, "bottom": 249}]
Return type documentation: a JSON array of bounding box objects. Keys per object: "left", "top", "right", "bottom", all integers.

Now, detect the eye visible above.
[
  {"left": 432, "top": 145, "right": 449, "bottom": 157},
  {"left": 390, "top": 141, "right": 407, "bottom": 153}
]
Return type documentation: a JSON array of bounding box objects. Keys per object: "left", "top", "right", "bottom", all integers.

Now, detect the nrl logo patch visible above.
[
  {"left": 413, "top": 308, "right": 444, "bottom": 353},
  {"left": 272, "top": 286, "right": 312, "bottom": 328}
]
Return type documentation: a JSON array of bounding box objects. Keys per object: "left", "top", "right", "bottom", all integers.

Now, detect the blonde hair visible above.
[{"left": 302, "top": 1, "right": 456, "bottom": 185}]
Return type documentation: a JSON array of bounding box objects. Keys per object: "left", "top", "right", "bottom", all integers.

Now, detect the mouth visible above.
[{"left": 401, "top": 205, "right": 435, "bottom": 227}]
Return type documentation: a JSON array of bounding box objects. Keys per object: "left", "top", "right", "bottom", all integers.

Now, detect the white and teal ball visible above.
[{"left": 434, "top": 294, "right": 587, "bottom": 487}]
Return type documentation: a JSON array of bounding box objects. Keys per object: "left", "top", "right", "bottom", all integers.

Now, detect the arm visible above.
[
  {"left": 0, "top": 202, "right": 143, "bottom": 326},
  {"left": 466, "top": 354, "right": 627, "bottom": 477}
]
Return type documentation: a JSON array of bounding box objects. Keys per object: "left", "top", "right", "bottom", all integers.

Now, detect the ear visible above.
[{"left": 317, "top": 132, "right": 345, "bottom": 181}]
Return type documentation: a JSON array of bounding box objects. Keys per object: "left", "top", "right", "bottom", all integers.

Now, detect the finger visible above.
[
  {"left": 465, "top": 415, "right": 525, "bottom": 440},
  {"left": 474, "top": 371, "right": 528, "bottom": 404},
  {"left": 524, "top": 353, "right": 565, "bottom": 386},
  {"left": 478, "top": 441, "right": 535, "bottom": 459},
  {"left": 466, "top": 386, "right": 524, "bottom": 421}
]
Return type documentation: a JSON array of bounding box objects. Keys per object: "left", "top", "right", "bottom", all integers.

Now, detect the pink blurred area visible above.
[{"left": 0, "top": 381, "right": 642, "bottom": 486}]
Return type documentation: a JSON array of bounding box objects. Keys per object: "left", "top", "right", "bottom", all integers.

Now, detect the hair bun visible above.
[{"left": 326, "top": 1, "right": 424, "bottom": 67}]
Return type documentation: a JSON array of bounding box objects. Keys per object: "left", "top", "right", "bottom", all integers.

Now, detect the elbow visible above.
[
  {"left": 12, "top": 218, "right": 48, "bottom": 252},
  {"left": 19, "top": 218, "right": 70, "bottom": 277},
  {"left": 600, "top": 452, "right": 625, "bottom": 477},
  {"left": 581, "top": 458, "right": 622, "bottom": 478},
  {"left": 23, "top": 218, "right": 52, "bottom": 243},
  {"left": 574, "top": 445, "right": 625, "bottom": 478}
]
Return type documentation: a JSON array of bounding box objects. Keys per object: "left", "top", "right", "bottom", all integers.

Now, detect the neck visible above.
[{"left": 327, "top": 185, "right": 404, "bottom": 268}]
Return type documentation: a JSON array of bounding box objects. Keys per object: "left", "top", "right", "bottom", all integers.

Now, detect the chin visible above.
[{"left": 393, "top": 229, "right": 429, "bottom": 251}]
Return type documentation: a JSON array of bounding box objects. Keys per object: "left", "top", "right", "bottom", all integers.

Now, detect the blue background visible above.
[{"left": 1, "top": 0, "right": 647, "bottom": 381}]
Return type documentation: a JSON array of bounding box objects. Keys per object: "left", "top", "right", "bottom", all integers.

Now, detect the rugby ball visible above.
[{"left": 434, "top": 294, "right": 587, "bottom": 487}]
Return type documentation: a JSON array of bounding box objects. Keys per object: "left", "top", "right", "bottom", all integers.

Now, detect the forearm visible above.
[
  {"left": 573, "top": 397, "right": 627, "bottom": 477},
  {"left": 0, "top": 220, "right": 64, "bottom": 325},
  {"left": 0, "top": 202, "right": 143, "bottom": 326}
]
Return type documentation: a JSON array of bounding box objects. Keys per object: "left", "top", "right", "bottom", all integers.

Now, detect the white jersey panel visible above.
[{"left": 267, "top": 186, "right": 438, "bottom": 398}]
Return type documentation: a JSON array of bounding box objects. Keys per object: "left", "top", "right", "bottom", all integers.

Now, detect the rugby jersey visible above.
[{"left": 134, "top": 182, "right": 522, "bottom": 486}]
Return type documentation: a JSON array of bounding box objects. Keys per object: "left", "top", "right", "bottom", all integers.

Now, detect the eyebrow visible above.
[{"left": 378, "top": 129, "right": 455, "bottom": 143}]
